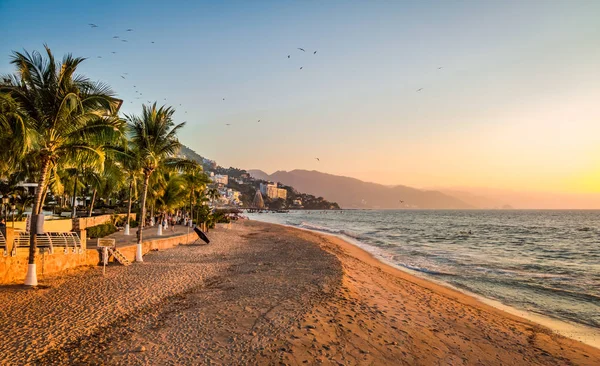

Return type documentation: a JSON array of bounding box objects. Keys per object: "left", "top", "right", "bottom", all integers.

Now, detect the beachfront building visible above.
[
  {"left": 259, "top": 182, "right": 287, "bottom": 200},
  {"left": 211, "top": 174, "right": 228, "bottom": 186}
]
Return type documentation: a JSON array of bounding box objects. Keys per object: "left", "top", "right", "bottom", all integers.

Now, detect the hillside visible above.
[{"left": 249, "top": 169, "right": 473, "bottom": 209}]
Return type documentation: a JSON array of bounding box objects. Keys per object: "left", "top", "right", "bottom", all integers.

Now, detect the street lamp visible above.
[
  {"left": 2, "top": 197, "right": 9, "bottom": 223},
  {"left": 11, "top": 204, "right": 16, "bottom": 228}
]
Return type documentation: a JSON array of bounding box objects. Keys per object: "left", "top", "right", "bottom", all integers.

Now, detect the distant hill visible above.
[
  {"left": 437, "top": 189, "right": 504, "bottom": 209},
  {"left": 248, "top": 169, "right": 473, "bottom": 209}
]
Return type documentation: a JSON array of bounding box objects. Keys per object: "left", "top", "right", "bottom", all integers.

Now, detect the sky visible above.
[{"left": 1, "top": 0, "right": 600, "bottom": 206}]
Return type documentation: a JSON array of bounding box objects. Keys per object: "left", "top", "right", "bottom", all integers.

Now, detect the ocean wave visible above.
[
  {"left": 397, "top": 263, "right": 456, "bottom": 277},
  {"left": 299, "top": 222, "right": 342, "bottom": 235}
]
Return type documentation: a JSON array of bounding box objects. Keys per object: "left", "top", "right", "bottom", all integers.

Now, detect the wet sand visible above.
[{"left": 0, "top": 221, "right": 598, "bottom": 365}]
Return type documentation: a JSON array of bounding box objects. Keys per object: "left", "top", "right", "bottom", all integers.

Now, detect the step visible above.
[{"left": 108, "top": 248, "right": 132, "bottom": 266}]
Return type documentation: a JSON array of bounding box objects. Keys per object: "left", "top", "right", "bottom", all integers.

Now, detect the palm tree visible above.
[
  {"left": 155, "top": 173, "right": 188, "bottom": 221},
  {"left": 117, "top": 150, "right": 141, "bottom": 234},
  {"left": 183, "top": 167, "right": 211, "bottom": 226},
  {"left": 0, "top": 92, "right": 31, "bottom": 177},
  {"left": 0, "top": 46, "right": 123, "bottom": 285},
  {"left": 207, "top": 187, "right": 221, "bottom": 207},
  {"left": 125, "top": 103, "right": 197, "bottom": 262}
]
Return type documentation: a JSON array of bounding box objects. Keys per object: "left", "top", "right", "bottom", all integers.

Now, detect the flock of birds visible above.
[
  {"left": 86, "top": 22, "right": 323, "bottom": 134},
  {"left": 86, "top": 22, "right": 440, "bottom": 174},
  {"left": 87, "top": 23, "right": 191, "bottom": 116}
]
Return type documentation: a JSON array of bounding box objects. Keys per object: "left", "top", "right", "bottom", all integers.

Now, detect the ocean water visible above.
[{"left": 248, "top": 210, "right": 600, "bottom": 330}]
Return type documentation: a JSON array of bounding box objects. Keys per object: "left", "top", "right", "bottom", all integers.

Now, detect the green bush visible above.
[{"left": 87, "top": 223, "right": 117, "bottom": 239}]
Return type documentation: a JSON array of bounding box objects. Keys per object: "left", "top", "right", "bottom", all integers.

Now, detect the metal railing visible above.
[
  {"left": 0, "top": 230, "right": 7, "bottom": 257},
  {"left": 14, "top": 231, "right": 83, "bottom": 255}
]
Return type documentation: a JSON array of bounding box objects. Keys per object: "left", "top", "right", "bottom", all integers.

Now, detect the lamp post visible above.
[
  {"left": 2, "top": 197, "right": 9, "bottom": 223},
  {"left": 11, "top": 204, "right": 16, "bottom": 228}
]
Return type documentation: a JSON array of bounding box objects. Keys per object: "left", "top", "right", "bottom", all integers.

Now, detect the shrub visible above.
[{"left": 87, "top": 223, "right": 117, "bottom": 239}]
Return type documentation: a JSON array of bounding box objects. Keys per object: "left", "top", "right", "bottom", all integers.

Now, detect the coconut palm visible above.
[
  {"left": 0, "top": 46, "right": 123, "bottom": 285},
  {"left": 125, "top": 103, "right": 197, "bottom": 261},
  {"left": 182, "top": 167, "right": 211, "bottom": 225},
  {"left": 117, "top": 150, "right": 141, "bottom": 233},
  {"left": 0, "top": 92, "right": 31, "bottom": 177},
  {"left": 207, "top": 187, "right": 221, "bottom": 207},
  {"left": 155, "top": 173, "right": 188, "bottom": 220}
]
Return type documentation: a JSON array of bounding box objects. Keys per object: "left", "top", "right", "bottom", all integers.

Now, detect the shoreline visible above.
[
  {"left": 2, "top": 220, "right": 599, "bottom": 364},
  {"left": 259, "top": 219, "right": 600, "bottom": 350}
]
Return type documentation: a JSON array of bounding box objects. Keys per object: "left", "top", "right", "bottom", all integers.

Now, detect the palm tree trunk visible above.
[
  {"left": 136, "top": 172, "right": 151, "bottom": 261},
  {"left": 126, "top": 181, "right": 133, "bottom": 227},
  {"left": 25, "top": 157, "right": 51, "bottom": 285},
  {"left": 88, "top": 189, "right": 97, "bottom": 217},
  {"left": 71, "top": 174, "right": 78, "bottom": 218},
  {"left": 189, "top": 186, "right": 194, "bottom": 226}
]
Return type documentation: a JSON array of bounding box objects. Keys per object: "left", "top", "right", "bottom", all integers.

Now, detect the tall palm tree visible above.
[
  {"left": 0, "top": 46, "right": 123, "bottom": 285},
  {"left": 183, "top": 167, "right": 211, "bottom": 226},
  {"left": 207, "top": 187, "right": 221, "bottom": 207},
  {"left": 125, "top": 103, "right": 197, "bottom": 262},
  {"left": 0, "top": 92, "right": 31, "bottom": 177},
  {"left": 116, "top": 150, "right": 141, "bottom": 234},
  {"left": 155, "top": 173, "right": 188, "bottom": 218}
]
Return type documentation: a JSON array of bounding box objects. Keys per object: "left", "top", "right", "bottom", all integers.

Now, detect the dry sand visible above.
[{"left": 0, "top": 220, "right": 598, "bottom": 365}]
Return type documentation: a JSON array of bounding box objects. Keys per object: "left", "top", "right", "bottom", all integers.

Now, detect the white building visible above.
[
  {"left": 212, "top": 174, "right": 228, "bottom": 185},
  {"left": 260, "top": 182, "right": 287, "bottom": 200}
]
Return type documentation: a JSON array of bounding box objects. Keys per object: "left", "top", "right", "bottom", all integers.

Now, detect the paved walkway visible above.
[{"left": 88, "top": 224, "right": 195, "bottom": 249}]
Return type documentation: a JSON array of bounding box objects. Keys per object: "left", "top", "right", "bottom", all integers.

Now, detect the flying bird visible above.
[
  {"left": 399, "top": 200, "right": 404, "bottom": 204},
  {"left": 437, "top": 67, "right": 443, "bottom": 69},
  {"left": 111, "top": 51, "right": 116, "bottom": 54},
  {"left": 298, "top": 48, "right": 305, "bottom": 52},
  {"left": 151, "top": 41, "right": 155, "bottom": 44},
  {"left": 97, "top": 56, "right": 102, "bottom": 58},
  {"left": 416, "top": 88, "right": 423, "bottom": 92},
  {"left": 315, "top": 157, "right": 320, "bottom": 162},
  {"left": 121, "top": 39, "right": 128, "bottom": 42},
  {"left": 222, "top": 98, "right": 225, "bottom": 101},
  {"left": 287, "top": 55, "right": 290, "bottom": 58},
  {"left": 113, "top": 36, "right": 119, "bottom": 39},
  {"left": 225, "top": 123, "right": 231, "bottom": 126},
  {"left": 121, "top": 75, "right": 126, "bottom": 79},
  {"left": 126, "top": 28, "right": 133, "bottom": 31},
  {"left": 300, "top": 67, "right": 303, "bottom": 70},
  {"left": 88, "top": 23, "right": 98, "bottom": 28},
  {"left": 258, "top": 119, "right": 260, "bottom": 123},
  {"left": 313, "top": 51, "right": 317, "bottom": 54}
]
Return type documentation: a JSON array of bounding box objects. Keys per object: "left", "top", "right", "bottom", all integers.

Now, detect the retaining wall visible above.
[{"left": 0, "top": 226, "right": 194, "bottom": 285}]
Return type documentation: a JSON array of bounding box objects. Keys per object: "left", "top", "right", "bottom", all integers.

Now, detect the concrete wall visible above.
[
  {"left": 0, "top": 228, "right": 194, "bottom": 285},
  {"left": 10, "top": 213, "right": 137, "bottom": 232},
  {"left": 113, "top": 232, "right": 197, "bottom": 263},
  {"left": 73, "top": 213, "right": 136, "bottom": 231},
  {"left": 0, "top": 248, "right": 99, "bottom": 284},
  {"left": 12, "top": 219, "right": 73, "bottom": 232}
]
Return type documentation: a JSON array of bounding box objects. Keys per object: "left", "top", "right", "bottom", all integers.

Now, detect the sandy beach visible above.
[{"left": 0, "top": 220, "right": 598, "bottom": 365}]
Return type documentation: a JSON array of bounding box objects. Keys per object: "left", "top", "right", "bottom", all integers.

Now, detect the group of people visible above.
[{"left": 144, "top": 213, "right": 193, "bottom": 232}]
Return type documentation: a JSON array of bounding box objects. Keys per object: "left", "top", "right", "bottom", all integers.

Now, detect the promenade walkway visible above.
[{"left": 88, "top": 224, "right": 196, "bottom": 249}]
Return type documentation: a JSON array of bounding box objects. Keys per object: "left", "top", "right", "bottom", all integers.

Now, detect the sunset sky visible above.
[{"left": 2, "top": 1, "right": 599, "bottom": 203}]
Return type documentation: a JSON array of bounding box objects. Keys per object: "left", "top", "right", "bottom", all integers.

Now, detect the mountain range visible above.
[
  {"left": 249, "top": 169, "right": 478, "bottom": 209},
  {"left": 178, "top": 145, "right": 510, "bottom": 209}
]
